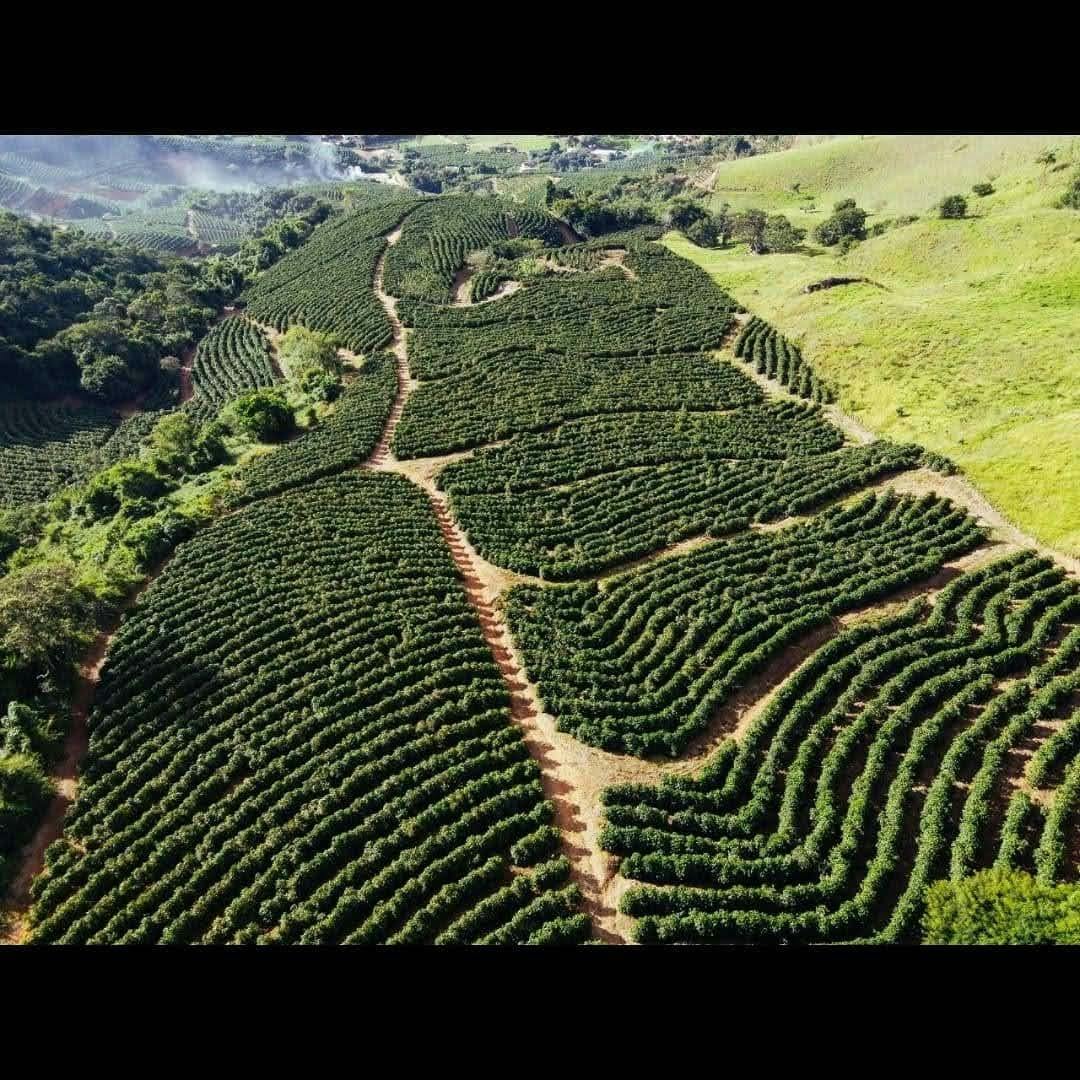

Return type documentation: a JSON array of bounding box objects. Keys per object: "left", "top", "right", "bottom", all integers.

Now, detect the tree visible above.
[
  {"left": 1059, "top": 170, "right": 1080, "bottom": 210},
  {"left": 812, "top": 199, "right": 868, "bottom": 246},
  {"left": 685, "top": 217, "right": 720, "bottom": 248},
  {"left": 79, "top": 353, "right": 140, "bottom": 402},
  {"left": 938, "top": 194, "right": 968, "bottom": 219},
  {"left": 0, "top": 752, "right": 53, "bottom": 859},
  {"left": 149, "top": 412, "right": 199, "bottom": 472},
  {"left": 228, "top": 388, "right": 295, "bottom": 443},
  {"left": 0, "top": 561, "right": 95, "bottom": 680},
  {"left": 83, "top": 460, "right": 172, "bottom": 519},
  {"left": 715, "top": 203, "right": 734, "bottom": 247},
  {"left": 762, "top": 215, "right": 806, "bottom": 253},
  {"left": 665, "top": 197, "right": 709, "bottom": 231},
  {"left": 277, "top": 325, "right": 340, "bottom": 380},
  {"left": 923, "top": 869, "right": 1080, "bottom": 944},
  {"left": 733, "top": 209, "right": 768, "bottom": 253}
]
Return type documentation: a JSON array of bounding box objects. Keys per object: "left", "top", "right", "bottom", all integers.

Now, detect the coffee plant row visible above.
[
  {"left": 398, "top": 240, "right": 739, "bottom": 382},
  {"left": 27, "top": 473, "right": 590, "bottom": 945},
  {"left": 0, "top": 401, "right": 120, "bottom": 506},
  {"left": 185, "top": 315, "right": 279, "bottom": 425},
  {"left": 392, "top": 352, "right": 762, "bottom": 460},
  {"left": 381, "top": 195, "right": 564, "bottom": 305},
  {"left": 505, "top": 491, "right": 985, "bottom": 757},
  {"left": 599, "top": 551, "right": 1080, "bottom": 941},
  {"left": 244, "top": 199, "right": 420, "bottom": 355},
  {"left": 732, "top": 316, "right": 835, "bottom": 404},
  {"left": 229, "top": 352, "right": 398, "bottom": 505},
  {"left": 447, "top": 440, "right": 925, "bottom": 579}
]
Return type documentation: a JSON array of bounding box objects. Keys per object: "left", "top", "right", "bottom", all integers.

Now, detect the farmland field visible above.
[{"left": 1, "top": 136, "right": 1078, "bottom": 947}]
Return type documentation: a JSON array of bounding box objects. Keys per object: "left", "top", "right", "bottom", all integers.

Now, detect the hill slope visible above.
[{"left": 669, "top": 134, "right": 1080, "bottom": 556}]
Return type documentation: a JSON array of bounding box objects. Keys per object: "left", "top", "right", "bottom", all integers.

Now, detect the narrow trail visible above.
[
  {"left": 366, "top": 221, "right": 642, "bottom": 940},
  {"left": 365, "top": 226, "right": 415, "bottom": 471},
  {"left": 0, "top": 572, "right": 164, "bottom": 944},
  {"left": 178, "top": 344, "right": 195, "bottom": 404}
]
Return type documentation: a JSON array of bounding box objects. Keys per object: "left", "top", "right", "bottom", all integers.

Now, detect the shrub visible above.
[
  {"left": 83, "top": 460, "right": 173, "bottom": 519},
  {"left": 938, "top": 194, "right": 968, "bottom": 219},
  {"left": 228, "top": 388, "right": 295, "bottom": 443},
  {"left": 762, "top": 215, "right": 806, "bottom": 253},
  {"left": 813, "top": 199, "right": 868, "bottom": 246},
  {"left": 923, "top": 869, "right": 1080, "bottom": 944},
  {"left": 0, "top": 753, "right": 53, "bottom": 860},
  {"left": 684, "top": 217, "right": 720, "bottom": 248},
  {"left": 278, "top": 325, "right": 341, "bottom": 380},
  {"left": 298, "top": 367, "right": 342, "bottom": 403},
  {"left": 972, "top": 182, "right": 994, "bottom": 197},
  {"left": 1059, "top": 170, "right": 1080, "bottom": 210}
]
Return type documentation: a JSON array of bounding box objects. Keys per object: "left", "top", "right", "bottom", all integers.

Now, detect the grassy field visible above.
[
  {"left": 667, "top": 135, "right": 1080, "bottom": 556},
  {"left": 704, "top": 133, "right": 1078, "bottom": 215}
]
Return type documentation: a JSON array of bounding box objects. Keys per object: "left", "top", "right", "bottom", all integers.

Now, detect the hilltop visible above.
[{"left": 668, "top": 134, "right": 1080, "bottom": 556}]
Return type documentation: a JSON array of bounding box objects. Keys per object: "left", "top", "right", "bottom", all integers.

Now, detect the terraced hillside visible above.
[
  {"left": 6, "top": 182, "right": 1078, "bottom": 947},
  {"left": 28, "top": 474, "right": 588, "bottom": 945}
]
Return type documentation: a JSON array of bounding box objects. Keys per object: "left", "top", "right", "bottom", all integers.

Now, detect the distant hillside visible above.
[{"left": 669, "top": 134, "right": 1080, "bottom": 556}]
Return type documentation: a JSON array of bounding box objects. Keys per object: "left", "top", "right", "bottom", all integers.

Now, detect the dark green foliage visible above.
[
  {"left": 508, "top": 492, "right": 986, "bottom": 757},
  {"left": 245, "top": 200, "right": 421, "bottom": 355},
  {"left": 732, "top": 315, "right": 836, "bottom": 403},
  {"left": 938, "top": 194, "right": 968, "bottom": 219},
  {"left": 762, "top": 214, "right": 806, "bottom": 253},
  {"left": 812, "top": 199, "right": 868, "bottom": 247},
  {"left": 972, "top": 182, "right": 994, "bottom": 197},
  {"left": 27, "top": 473, "right": 588, "bottom": 944},
  {"left": 1059, "top": 169, "right": 1080, "bottom": 210},
  {"left": 230, "top": 352, "right": 398, "bottom": 504},
  {"left": 82, "top": 459, "right": 173, "bottom": 520},
  {"left": 0, "top": 402, "right": 121, "bottom": 507},
  {"left": 442, "top": 407, "right": 924, "bottom": 578},
  {"left": 393, "top": 238, "right": 742, "bottom": 456},
  {"left": 684, "top": 217, "right": 720, "bottom": 247},
  {"left": 227, "top": 388, "right": 294, "bottom": 444},
  {"left": 382, "top": 196, "right": 563, "bottom": 304},
  {"left": 0, "top": 560, "right": 96, "bottom": 683},
  {"left": 185, "top": 316, "right": 279, "bottom": 424},
  {"left": 0, "top": 752, "right": 53, "bottom": 887},
  {"left": 598, "top": 552, "right": 1080, "bottom": 940}
]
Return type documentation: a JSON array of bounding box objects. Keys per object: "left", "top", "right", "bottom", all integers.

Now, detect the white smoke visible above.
[{"left": 303, "top": 136, "right": 344, "bottom": 182}]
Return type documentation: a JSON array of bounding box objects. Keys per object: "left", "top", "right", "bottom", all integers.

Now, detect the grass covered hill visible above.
[{"left": 669, "top": 134, "right": 1080, "bottom": 556}]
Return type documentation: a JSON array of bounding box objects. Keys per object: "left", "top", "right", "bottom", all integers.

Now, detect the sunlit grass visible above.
[{"left": 664, "top": 137, "right": 1080, "bottom": 555}]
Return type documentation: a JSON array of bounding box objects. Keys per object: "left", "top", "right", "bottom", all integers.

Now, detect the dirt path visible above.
[
  {"left": 451, "top": 265, "right": 476, "bottom": 306},
  {"left": 178, "top": 344, "right": 195, "bottom": 404},
  {"left": 0, "top": 571, "right": 164, "bottom": 944},
  {"left": 365, "top": 227, "right": 415, "bottom": 470},
  {"left": 366, "top": 221, "right": 643, "bottom": 940},
  {"left": 598, "top": 249, "right": 638, "bottom": 281}
]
